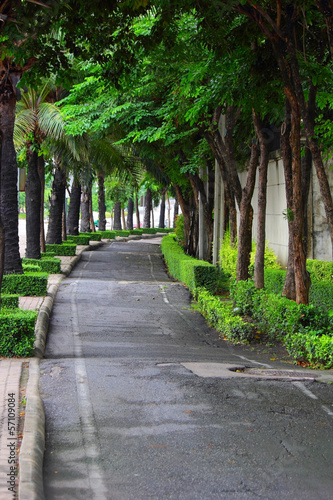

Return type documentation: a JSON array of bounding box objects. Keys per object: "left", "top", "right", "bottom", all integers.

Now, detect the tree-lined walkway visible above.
[{"left": 40, "top": 239, "right": 333, "bottom": 500}]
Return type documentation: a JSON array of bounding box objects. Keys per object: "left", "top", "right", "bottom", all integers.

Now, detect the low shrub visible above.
[
  {"left": 307, "top": 259, "right": 333, "bottom": 282},
  {"left": 141, "top": 228, "right": 157, "bottom": 234},
  {"left": 0, "top": 309, "right": 37, "bottom": 357},
  {"left": 161, "top": 234, "right": 222, "bottom": 294},
  {"left": 22, "top": 264, "right": 40, "bottom": 273},
  {"left": 1, "top": 294, "right": 19, "bottom": 309},
  {"left": 114, "top": 230, "right": 131, "bottom": 237},
  {"left": 1, "top": 272, "right": 48, "bottom": 296},
  {"left": 285, "top": 331, "right": 333, "bottom": 368},
  {"left": 219, "top": 230, "right": 281, "bottom": 279},
  {"left": 130, "top": 229, "right": 143, "bottom": 235},
  {"left": 194, "top": 287, "right": 254, "bottom": 343},
  {"left": 174, "top": 214, "right": 185, "bottom": 247},
  {"left": 67, "top": 235, "right": 90, "bottom": 245},
  {"left": 23, "top": 257, "right": 61, "bottom": 274},
  {"left": 42, "top": 252, "right": 56, "bottom": 258},
  {"left": 45, "top": 243, "right": 77, "bottom": 256},
  {"left": 83, "top": 232, "right": 102, "bottom": 241},
  {"left": 98, "top": 231, "right": 116, "bottom": 239}
]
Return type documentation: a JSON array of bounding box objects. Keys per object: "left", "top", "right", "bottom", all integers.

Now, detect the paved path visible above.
[{"left": 40, "top": 239, "right": 333, "bottom": 500}]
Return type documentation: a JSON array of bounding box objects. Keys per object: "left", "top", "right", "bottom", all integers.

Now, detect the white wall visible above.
[{"left": 237, "top": 155, "right": 333, "bottom": 267}]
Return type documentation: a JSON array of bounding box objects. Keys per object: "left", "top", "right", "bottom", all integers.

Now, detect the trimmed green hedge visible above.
[
  {"left": 45, "top": 243, "right": 77, "bottom": 256},
  {"left": 194, "top": 287, "right": 254, "bottom": 343},
  {"left": 130, "top": 229, "right": 143, "bottom": 235},
  {"left": 67, "top": 235, "right": 90, "bottom": 245},
  {"left": 2, "top": 294, "right": 19, "bottom": 309},
  {"left": 83, "top": 232, "right": 102, "bottom": 241},
  {"left": 1, "top": 272, "right": 48, "bottom": 296},
  {"left": 161, "top": 234, "right": 220, "bottom": 293},
  {"left": 141, "top": 228, "right": 157, "bottom": 234},
  {"left": 98, "top": 231, "right": 116, "bottom": 239},
  {"left": 0, "top": 309, "right": 38, "bottom": 357},
  {"left": 23, "top": 257, "right": 61, "bottom": 274},
  {"left": 41, "top": 252, "right": 56, "bottom": 258},
  {"left": 22, "top": 264, "right": 40, "bottom": 273}
]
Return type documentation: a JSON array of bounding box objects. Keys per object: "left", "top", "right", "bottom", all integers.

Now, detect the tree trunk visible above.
[
  {"left": 287, "top": 38, "right": 333, "bottom": 259},
  {"left": 46, "top": 163, "right": 66, "bottom": 244},
  {"left": 173, "top": 197, "right": 179, "bottom": 228},
  {"left": 67, "top": 180, "right": 81, "bottom": 235},
  {"left": 143, "top": 188, "right": 152, "bottom": 228},
  {"left": 174, "top": 184, "right": 191, "bottom": 250},
  {"left": 253, "top": 112, "right": 269, "bottom": 289},
  {"left": 236, "top": 138, "right": 259, "bottom": 282},
  {"left": 114, "top": 201, "right": 122, "bottom": 230},
  {"left": 97, "top": 173, "right": 106, "bottom": 231},
  {"left": 135, "top": 195, "right": 140, "bottom": 229},
  {"left": 80, "top": 185, "right": 91, "bottom": 233},
  {"left": 38, "top": 155, "right": 46, "bottom": 253},
  {"left": 121, "top": 207, "right": 126, "bottom": 231},
  {"left": 62, "top": 194, "right": 67, "bottom": 242},
  {"left": 281, "top": 100, "right": 296, "bottom": 300},
  {"left": 0, "top": 87, "right": 22, "bottom": 274},
  {"left": 127, "top": 197, "right": 134, "bottom": 230},
  {"left": 0, "top": 216, "right": 4, "bottom": 312},
  {"left": 25, "top": 147, "right": 41, "bottom": 259},
  {"left": 89, "top": 189, "right": 95, "bottom": 232},
  {"left": 159, "top": 190, "right": 166, "bottom": 228},
  {"left": 287, "top": 91, "right": 311, "bottom": 304}
]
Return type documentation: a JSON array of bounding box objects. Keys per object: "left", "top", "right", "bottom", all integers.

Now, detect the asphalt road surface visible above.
[{"left": 40, "top": 239, "right": 333, "bottom": 500}]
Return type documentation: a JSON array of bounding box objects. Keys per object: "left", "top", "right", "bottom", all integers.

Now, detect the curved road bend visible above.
[{"left": 40, "top": 238, "right": 333, "bottom": 500}]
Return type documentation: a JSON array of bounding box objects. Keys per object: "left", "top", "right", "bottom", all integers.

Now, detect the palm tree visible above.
[{"left": 14, "top": 79, "right": 65, "bottom": 258}]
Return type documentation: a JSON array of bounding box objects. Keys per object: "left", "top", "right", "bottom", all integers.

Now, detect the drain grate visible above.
[{"left": 228, "top": 366, "right": 318, "bottom": 381}]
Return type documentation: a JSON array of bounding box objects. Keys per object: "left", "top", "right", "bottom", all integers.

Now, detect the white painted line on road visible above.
[
  {"left": 293, "top": 381, "right": 333, "bottom": 418},
  {"left": 293, "top": 381, "right": 318, "bottom": 400},
  {"left": 71, "top": 281, "right": 108, "bottom": 499},
  {"left": 321, "top": 405, "right": 333, "bottom": 417},
  {"left": 159, "top": 287, "right": 169, "bottom": 304}
]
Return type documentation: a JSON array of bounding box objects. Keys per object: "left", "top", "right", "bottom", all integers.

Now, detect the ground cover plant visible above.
[
  {"left": 0, "top": 309, "right": 38, "bottom": 357},
  {"left": 162, "top": 234, "right": 333, "bottom": 369}
]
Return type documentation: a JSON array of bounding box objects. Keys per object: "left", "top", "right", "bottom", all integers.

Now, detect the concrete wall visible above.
[{"left": 237, "top": 155, "right": 333, "bottom": 267}]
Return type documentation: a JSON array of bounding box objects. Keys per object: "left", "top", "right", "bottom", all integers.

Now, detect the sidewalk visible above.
[
  {"left": 0, "top": 242, "right": 100, "bottom": 499},
  {"left": 0, "top": 235, "right": 166, "bottom": 499}
]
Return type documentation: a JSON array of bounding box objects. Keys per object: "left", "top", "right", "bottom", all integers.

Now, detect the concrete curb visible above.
[{"left": 19, "top": 358, "right": 45, "bottom": 500}]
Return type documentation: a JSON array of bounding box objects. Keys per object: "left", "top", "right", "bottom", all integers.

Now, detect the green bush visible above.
[
  {"left": 309, "top": 281, "right": 333, "bottom": 311},
  {"left": 130, "top": 229, "right": 143, "bottom": 235},
  {"left": 307, "top": 259, "right": 333, "bottom": 281},
  {"left": 22, "top": 264, "right": 40, "bottom": 273},
  {"left": 194, "top": 287, "right": 254, "bottom": 343},
  {"left": 98, "top": 231, "right": 116, "bottom": 239},
  {"left": 0, "top": 309, "right": 37, "bottom": 357},
  {"left": 85, "top": 232, "right": 102, "bottom": 241},
  {"left": 23, "top": 257, "right": 61, "bottom": 274},
  {"left": 1, "top": 272, "right": 48, "bottom": 296},
  {"left": 161, "top": 234, "right": 221, "bottom": 293},
  {"left": 41, "top": 252, "right": 56, "bottom": 258},
  {"left": 141, "top": 228, "right": 157, "bottom": 234},
  {"left": 1, "top": 294, "right": 19, "bottom": 309},
  {"left": 285, "top": 331, "right": 333, "bottom": 368},
  {"left": 219, "top": 230, "right": 281, "bottom": 279},
  {"left": 67, "top": 234, "right": 91, "bottom": 245},
  {"left": 264, "top": 269, "right": 286, "bottom": 294},
  {"left": 174, "top": 214, "right": 185, "bottom": 247},
  {"left": 45, "top": 243, "right": 77, "bottom": 256},
  {"left": 114, "top": 230, "right": 131, "bottom": 237}
]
